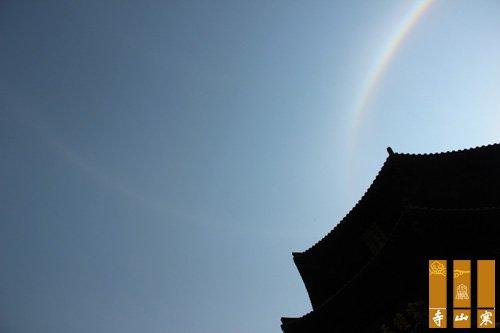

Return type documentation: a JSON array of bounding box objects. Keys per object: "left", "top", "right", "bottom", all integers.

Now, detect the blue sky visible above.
[{"left": 1, "top": 1, "right": 500, "bottom": 332}]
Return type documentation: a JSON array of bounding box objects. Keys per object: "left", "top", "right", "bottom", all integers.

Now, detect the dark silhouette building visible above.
[{"left": 281, "top": 144, "right": 500, "bottom": 332}]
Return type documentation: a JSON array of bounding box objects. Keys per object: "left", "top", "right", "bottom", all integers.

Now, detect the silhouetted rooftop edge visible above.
[
  {"left": 296, "top": 142, "right": 500, "bottom": 257},
  {"left": 293, "top": 153, "right": 392, "bottom": 258},
  {"left": 282, "top": 206, "right": 500, "bottom": 332},
  {"left": 292, "top": 142, "right": 500, "bottom": 308}
]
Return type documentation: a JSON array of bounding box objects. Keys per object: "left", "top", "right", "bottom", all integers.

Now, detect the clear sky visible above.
[{"left": 1, "top": 1, "right": 500, "bottom": 332}]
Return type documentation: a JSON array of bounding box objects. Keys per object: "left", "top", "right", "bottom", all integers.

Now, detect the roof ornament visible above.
[{"left": 386, "top": 147, "right": 394, "bottom": 155}]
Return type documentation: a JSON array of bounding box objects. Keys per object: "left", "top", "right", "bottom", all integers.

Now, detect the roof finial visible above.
[{"left": 387, "top": 147, "right": 394, "bottom": 155}]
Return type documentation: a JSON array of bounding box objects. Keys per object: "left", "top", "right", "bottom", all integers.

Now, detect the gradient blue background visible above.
[{"left": 1, "top": 1, "right": 500, "bottom": 332}]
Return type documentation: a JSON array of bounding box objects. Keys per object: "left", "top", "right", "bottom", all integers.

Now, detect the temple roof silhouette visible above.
[
  {"left": 281, "top": 143, "right": 500, "bottom": 332},
  {"left": 283, "top": 207, "right": 500, "bottom": 332}
]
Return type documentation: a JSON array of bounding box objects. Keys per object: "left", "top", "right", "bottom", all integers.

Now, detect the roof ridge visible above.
[
  {"left": 296, "top": 153, "right": 394, "bottom": 256},
  {"left": 393, "top": 142, "right": 500, "bottom": 156},
  {"left": 296, "top": 142, "right": 500, "bottom": 256}
]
